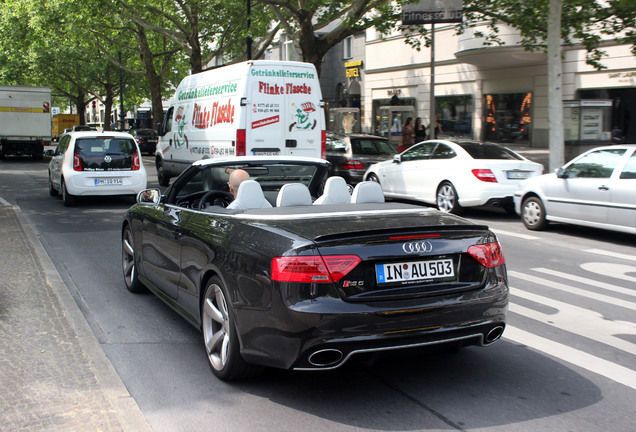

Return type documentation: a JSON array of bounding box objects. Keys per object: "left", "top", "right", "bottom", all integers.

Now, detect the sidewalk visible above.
[{"left": 0, "top": 203, "right": 151, "bottom": 431}]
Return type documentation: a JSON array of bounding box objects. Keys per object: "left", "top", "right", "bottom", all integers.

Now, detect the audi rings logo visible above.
[
  {"left": 104, "top": 155, "right": 112, "bottom": 163},
  {"left": 402, "top": 241, "right": 433, "bottom": 254}
]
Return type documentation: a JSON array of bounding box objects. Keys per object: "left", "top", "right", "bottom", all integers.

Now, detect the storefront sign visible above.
[
  {"left": 345, "top": 60, "right": 363, "bottom": 78},
  {"left": 402, "top": 0, "right": 463, "bottom": 25}
]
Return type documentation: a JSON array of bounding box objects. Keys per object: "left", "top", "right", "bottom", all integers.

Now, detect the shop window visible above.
[
  {"left": 436, "top": 95, "right": 473, "bottom": 139},
  {"left": 482, "top": 93, "right": 532, "bottom": 143}
]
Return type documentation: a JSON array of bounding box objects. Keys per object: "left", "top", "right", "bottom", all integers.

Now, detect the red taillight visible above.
[
  {"left": 472, "top": 169, "right": 498, "bottom": 183},
  {"left": 321, "top": 130, "right": 326, "bottom": 159},
  {"left": 342, "top": 160, "right": 365, "bottom": 170},
  {"left": 73, "top": 153, "right": 82, "bottom": 171},
  {"left": 271, "top": 255, "right": 361, "bottom": 283},
  {"left": 132, "top": 152, "right": 140, "bottom": 170},
  {"left": 236, "top": 129, "right": 246, "bottom": 156},
  {"left": 468, "top": 242, "right": 505, "bottom": 268},
  {"left": 135, "top": 138, "right": 143, "bottom": 144}
]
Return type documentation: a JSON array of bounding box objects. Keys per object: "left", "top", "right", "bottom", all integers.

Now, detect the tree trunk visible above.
[
  {"left": 136, "top": 23, "right": 166, "bottom": 130},
  {"left": 547, "top": 0, "right": 564, "bottom": 171}
]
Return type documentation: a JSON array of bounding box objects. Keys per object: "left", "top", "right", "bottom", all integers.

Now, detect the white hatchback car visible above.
[
  {"left": 514, "top": 144, "right": 636, "bottom": 234},
  {"left": 48, "top": 131, "right": 147, "bottom": 206},
  {"left": 364, "top": 140, "right": 543, "bottom": 214}
]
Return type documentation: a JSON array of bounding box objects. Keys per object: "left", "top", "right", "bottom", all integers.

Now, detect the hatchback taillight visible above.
[
  {"left": 467, "top": 242, "right": 505, "bottom": 268},
  {"left": 132, "top": 152, "right": 140, "bottom": 171},
  {"left": 73, "top": 153, "right": 82, "bottom": 171},
  {"left": 271, "top": 255, "right": 361, "bottom": 283},
  {"left": 472, "top": 169, "right": 497, "bottom": 183},
  {"left": 342, "top": 160, "right": 365, "bottom": 170}
]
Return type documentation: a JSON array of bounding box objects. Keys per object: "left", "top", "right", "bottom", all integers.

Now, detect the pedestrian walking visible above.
[
  {"left": 399, "top": 117, "right": 415, "bottom": 152},
  {"left": 414, "top": 117, "right": 427, "bottom": 143}
]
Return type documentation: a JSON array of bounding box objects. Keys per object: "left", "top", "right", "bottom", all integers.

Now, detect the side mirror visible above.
[
  {"left": 393, "top": 154, "right": 401, "bottom": 164},
  {"left": 44, "top": 149, "right": 55, "bottom": 156},
  {"left": 556, "top": 167, "right": 568, "bottom": 178},
  {"left": 137, "top": 188, "right": 161, "bottom": 205}
]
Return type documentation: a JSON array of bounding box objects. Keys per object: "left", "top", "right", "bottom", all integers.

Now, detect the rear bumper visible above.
[
  {"left": 67, "top": 171, "right": 147, "bottom": 196},
  {"left": 236, "top": 267, "right": 509, "bottom": 370}
]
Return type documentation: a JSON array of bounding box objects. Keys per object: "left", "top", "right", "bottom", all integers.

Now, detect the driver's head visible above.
[{"left": 228, "top": 169, "right": 250, "bottom": 198}]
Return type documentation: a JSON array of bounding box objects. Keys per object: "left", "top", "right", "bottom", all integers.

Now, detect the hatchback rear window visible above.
[
  {"left": 459, "top": 142, "right": 523, "bottom": 160},
  {"left": 74, "top": 137, "right": 138, "bottom": 171}
]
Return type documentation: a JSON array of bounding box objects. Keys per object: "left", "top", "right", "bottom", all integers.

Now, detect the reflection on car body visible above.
[
  {"left": 122, "top": 156, "right": 508, "bottom": 380},
  {"left": 514, "top": 144, "right": 636, "bottom": 234}
]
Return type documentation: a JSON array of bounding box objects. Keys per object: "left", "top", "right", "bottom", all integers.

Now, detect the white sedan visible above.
[
  {"left": 514, "top": 144, "right": 636, "bottom": 234},
  {"left": 364, "top": 140, "right": 543, "bottom": 214}
]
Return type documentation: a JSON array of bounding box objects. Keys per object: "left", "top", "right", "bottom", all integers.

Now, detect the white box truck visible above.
[
  {"left": 155, "top": 60, "right": 326, "bottom": 186},
  {"left": 0, "top": 85, "right": 52, "bottom": 159}
]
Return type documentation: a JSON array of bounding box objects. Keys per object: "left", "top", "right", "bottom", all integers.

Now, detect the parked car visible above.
[
  {"left": 364, "top": 140, "right": 544, "bottom": 214},
  {"left": 326, "top": 132, "right": 397, "bottom": 185},
  {"left": 514, "top": 144, "right": 636, "bottom": 234},
  {"left": 48, "top": 131, "right": 147, "bottom": 206},
  {"left": 129, "top": 128, "right": 159, "bottom": 155},
  {"left": 122, "top": 155, "right": 509, "bottom": 380}
]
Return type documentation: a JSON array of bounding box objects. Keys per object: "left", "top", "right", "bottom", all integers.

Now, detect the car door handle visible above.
[{"left": 598, "top": 185, "right": 609, "bottom": 191}]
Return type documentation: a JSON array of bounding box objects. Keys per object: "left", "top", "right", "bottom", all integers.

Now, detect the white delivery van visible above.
[{"left": 155, "top": 60, "right": 326, "bottom": 186}]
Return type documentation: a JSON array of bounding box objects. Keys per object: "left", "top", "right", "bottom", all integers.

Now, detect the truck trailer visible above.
[{"left": 0, "top": 85, "right": 52, "bottom": 159}]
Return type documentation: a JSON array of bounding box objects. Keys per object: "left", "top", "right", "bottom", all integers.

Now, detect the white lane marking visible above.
[
  {"left": 510, "top": 287, "right": 636, "bottom": 355},
  {"left": 0, "top": 196, "right": 11, "bottom": 206},
  {"left": 533, "top": 267, "right": 636, "bottom": 298},
  {"left": 584, "top": 248, "right": 636, "bottom": 262},
  {"left": 504, "top": 326, "right": 636, "bottom": 390},
  {"left": 490, "top": 229, "right": 540, "bottom": 240},
  {"left": 581, "top": 262, "right": 636, "bottom": 284},
  {"left": 508, "top": 270, "right": 636, "bottom": 311}
]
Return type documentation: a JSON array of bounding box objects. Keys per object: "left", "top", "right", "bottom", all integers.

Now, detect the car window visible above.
[
  {"left": 57, "top": 135, "right": 70, "bottom": 154},
  {"left": 566, "top": 148, "right": 626, "bottom": 178},
  {"left": 401, "top": 141, "right": 437, "bottom": 161},
  {"left": 165, "top": 107, "right": 174, "bottom": 133},
  {"left": 326, "top": 137, "right": 347, "bottom": 153},
  {"left": 75, "top": 137, "right": 137, "bottom": 156},
  {"left": 459, "top": 142, "right": 524, "bottom": 160},
  {"left": 430, "top": 143, "right": 457, "bottom": 160},
  {"left": 351, "top": 139, "right": 396, "bottom": 155},
  {"left": 619, "top": 150, "right": 636, "bottom": 179}
]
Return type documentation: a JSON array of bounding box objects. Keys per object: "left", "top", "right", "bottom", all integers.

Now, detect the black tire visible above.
[
  {"left": 61, "top": 179, "right": 75, "bottom": 206},
  {"left": 122, "top": 224, "right": 145, "bottom": 293},
  {"left": 366, "top": 173, "right": 380, "bottom": 185},
  {"left": 521, "top": 196, "right": 548, "bottom": 230},
  {"left": 201, "top": 277, "right": 257, "bottom": 380},
  {"left": 48, "top": 172, "right": 59, "bottom": 197},
  {"left": 436, "top": 181, "right": 462, "bottom": 215},
  {"left": 157, "top": 161, "right": 170, "bottom": 187}
]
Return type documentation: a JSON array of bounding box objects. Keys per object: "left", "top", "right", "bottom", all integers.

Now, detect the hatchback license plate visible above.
[
  {"left": 95, "top": 178, "right": 123, "bottom": 186},
  {"left": 376, "top": 258, "right": 454, "bottom": 284}
]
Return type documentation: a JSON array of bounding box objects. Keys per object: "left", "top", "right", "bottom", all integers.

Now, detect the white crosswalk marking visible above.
[
  {"left": 491, "top": 228, "right": 540, "bottom": 240},
  {"left": 508, "top": 270, "right": 636, "bottom": 311},
  {"left": 584, "top": 248, "right": 636, "bottom": 262},
  {"left": 581, "top": 262, "right": 636, "bottom": 284},
  {"left": 504, "top": 326, "right": 636, "bottom": 390},
  {"left": 533, "top": 267, "right": 636, "bottom": 298},
  {"left": 510, "top": 287, "right": 636, "bottom": 355}
]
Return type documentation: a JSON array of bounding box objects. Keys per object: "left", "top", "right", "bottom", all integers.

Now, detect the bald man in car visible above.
[{"left": 228, "top": 169, "right": 250, "bottom": 199}]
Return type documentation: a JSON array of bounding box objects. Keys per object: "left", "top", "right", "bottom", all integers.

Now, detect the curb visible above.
[{"left": 10, "top": 204, "right": 152, "bottom": 432}]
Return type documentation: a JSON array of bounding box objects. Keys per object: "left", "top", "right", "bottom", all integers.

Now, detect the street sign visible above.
[{"left": 402, "top": 0, "right": 463, "bottom": 25}]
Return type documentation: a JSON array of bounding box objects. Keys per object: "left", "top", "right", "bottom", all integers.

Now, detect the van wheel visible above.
[
  {"left": 61, "top": 179, "right": 75, "bottom": 206},
  {"left": 157, "top": 162, "right": 170, "bottom": 187}
]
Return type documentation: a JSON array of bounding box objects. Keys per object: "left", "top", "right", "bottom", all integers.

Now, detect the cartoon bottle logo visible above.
[{"left": 174, "top": 106, "right": 188, "bottom": 148}]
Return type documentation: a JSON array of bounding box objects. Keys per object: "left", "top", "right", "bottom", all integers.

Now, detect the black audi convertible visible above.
[{"left": 122, "top": 156, "right": 508, "bottom": 380}]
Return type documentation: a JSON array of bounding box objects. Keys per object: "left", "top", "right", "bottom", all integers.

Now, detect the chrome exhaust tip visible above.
[
  {"left": 484, "top": 325, "right": 505, "bottom": 344},
  {"left": 308, "top": 349, "right": 344, "bottom": 367}
]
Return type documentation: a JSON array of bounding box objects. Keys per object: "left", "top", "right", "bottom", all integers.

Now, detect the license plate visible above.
[
  {"left": 252, "top": 151, "right": 280, "bottom": 156},
  {"left": 376, "top": 258, "right": 454, "bottom": 284},
  {"left": 94, "top": 178, "right": 123, "bottom": 186},
  {"left": 507, "top": 171, "right": 531, "bottom": 179}
]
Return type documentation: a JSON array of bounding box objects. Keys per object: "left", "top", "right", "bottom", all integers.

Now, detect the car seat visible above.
[
  {"left": 276, "top": 183, "right": 312, "bottom": 207},
  {"left": 226, "top": 180, "right": 272, "bottom": 210},
  {"left": 313, "top": 176, "right": 351, "bottom": 205},
  {"left": 351, "top": 181, "right": 385, "bottom": 203}
]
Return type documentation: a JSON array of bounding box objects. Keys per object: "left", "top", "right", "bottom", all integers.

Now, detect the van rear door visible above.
[{"left": 246, "top": 63, "right": 323, "bottom": 158}]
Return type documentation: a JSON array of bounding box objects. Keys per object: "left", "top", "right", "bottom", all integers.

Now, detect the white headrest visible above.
[
  {"left": 314, "top": 176, "right": 351, "bottom": 205},
  {"left": 351, "top": 181, "right": 385, "bottom": 203},
  {"left": 276, "top": 183, "right": 312, "bottom": 207},
  {"left": 226, "top": 180, "right": 272, "bottom": 210}
]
